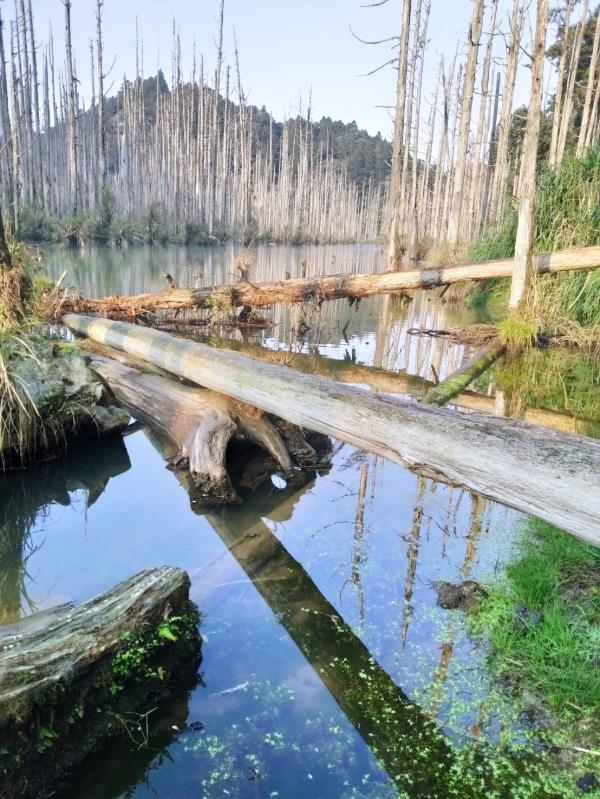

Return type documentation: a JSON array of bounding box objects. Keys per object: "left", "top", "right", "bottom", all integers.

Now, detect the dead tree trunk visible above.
[
  {"left": 55, "top": 245, "right": 600, "bottom": 319},
  {"left": 447, "top": 0, "right": 484, "bottom": 247},
  {"left": 387, "top": 0, "right": 412, "bottom": 269},
  {"left": 96, "top": 0, "right": 106, "bottom": 191},
  {"left": 509, "top": 0, "right": 549, "bottom": 310},
  {"left": 577, "top": 7, "right": 600, "bottom": 156},
  {"left": 0, "top": 566, "right": 200, "bottom": 799},
  {"left": 63, "top": 0, "right": 78, "bottom": 216},
  {"left": 0, "top": 203, "right": 11, "bottom": 269},
  {"left": 64, "top": 315, "right": 600, "bottom": 546},
  {"left": 87, "top": 347, "right": 327, "bottom": 504}
]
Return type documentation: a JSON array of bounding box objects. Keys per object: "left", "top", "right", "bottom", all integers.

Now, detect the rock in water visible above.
[{"left": 435, "top": 580, "right": 488, "bottom": 612}]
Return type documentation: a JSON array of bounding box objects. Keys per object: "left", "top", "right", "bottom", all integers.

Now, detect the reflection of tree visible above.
[
  {"left": 341, "top": 461, "right": 369, "bottom": 625},
  {"left": 401, "top": 475, "right": 427, "bottom": 647},
  {"left": 425, "top": 492, "right": 489, "bottom": 718},
  {"left": 0, "top": 436, "right": 131, "bottom": 623}
]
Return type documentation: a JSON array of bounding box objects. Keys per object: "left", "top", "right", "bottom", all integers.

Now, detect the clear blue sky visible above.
[{"left": 16, "top": 0, "right": 538, "bottom": 142}]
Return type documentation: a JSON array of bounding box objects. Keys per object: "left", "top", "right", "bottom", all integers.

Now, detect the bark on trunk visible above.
[
  {"left": 509, "top": 0, "right": 549, "bottom": 310},
  {"left": 64, "top": 314, "right": 600, "bottom": 546},
  {"left": 0, "top": 567, "right": 201, "bottom": 799},
  {"left": 0, "top": 203, "right": 11, "bottom": 269},
  {"left": 55, "top": 245, "right": 600, "bottom": 319}
]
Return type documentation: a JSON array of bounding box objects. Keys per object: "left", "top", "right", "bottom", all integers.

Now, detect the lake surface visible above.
[{"left": 3, "top": 242, "right": 599, "bottom": 797}]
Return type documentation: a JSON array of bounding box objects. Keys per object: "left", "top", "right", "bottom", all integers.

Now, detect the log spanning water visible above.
[
  {"left": 422, "top": 339, "right": 506, "bottom": 406},
  {"left": 64, "top": 314, "right": 600, "bottom": 546},
  {"left": 57, "top": 246, "right": 600, "bottom": 317}
]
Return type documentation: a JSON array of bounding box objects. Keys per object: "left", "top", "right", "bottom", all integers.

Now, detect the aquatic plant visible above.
[{"left": 497, "top": 318, "right": 536, "bottom": 349}]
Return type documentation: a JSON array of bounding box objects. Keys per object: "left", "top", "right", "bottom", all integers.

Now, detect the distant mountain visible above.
[{"left": 102, "top": 73, "right": 391, "bottom": 189}]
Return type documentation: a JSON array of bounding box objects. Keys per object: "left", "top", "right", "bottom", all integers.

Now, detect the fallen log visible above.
[
  {"left": 54, "top": 245, "right": 600, "bottom": 317},
  {"left": 0, "top": 566, "right": 201, "bottom": 799},
  {"left": 88, "top": 349, "right": 327, "bottom": 504},
  {"left": 422, "top": 339, "right": 506, "bottom": 406},
  {"left": 64, "top": 314, "right": 600, "bottom": 546},
  {"left": 196, "top": 337, "right": 594, "bottom": 435}
]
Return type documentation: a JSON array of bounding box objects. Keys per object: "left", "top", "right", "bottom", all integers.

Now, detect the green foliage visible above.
[
  {"left": 472, "top": 518, "right": 600, "bottom": 713},
  {"left": 498, "top": 318, "right": 536, "bottom": 348},
  {"left": 36, "top": 725, "right": 58, "bottom": 753},
  {"left": 110, "top": 613, "right": 197, "bottom": 695},
  {"left": 468, "top": 146, "right": 600, "bottom": 329},
  {"left": 491, "top": 347, "right": 600, "bottom": 434},
  {"left": 16, "top": 205, "right": 62, "bottom": 243}
]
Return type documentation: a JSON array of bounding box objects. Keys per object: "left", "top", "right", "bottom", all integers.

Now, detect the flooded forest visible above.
[{"left": 1, "top": 0, "right": 600, "bottom": 797}]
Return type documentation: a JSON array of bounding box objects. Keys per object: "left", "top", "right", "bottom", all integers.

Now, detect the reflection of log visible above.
[
  {"left": 57, "top": 245, "right": 600, "bottom": 316},
  {"left": 0, "top": 567, "right": 201, "bottom": 799},
  {"left": 89, "top": 351, "right": 323, "bottom": 505},
  {"left": 422, "top": 339, "right": 506, "bottom": 406},
  {"left": 197, "top": 482, "right": 453, "bottom": 798},
  {"left": 65, "top": 315, "right": 600, "bottom": 546}
]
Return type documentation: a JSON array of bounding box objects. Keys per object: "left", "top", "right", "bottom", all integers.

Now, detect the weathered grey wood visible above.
[
  {"left": 194, "top": 337, "right": 593, "bottom": 435},
  {"left": 89, "top": 349, "right": 322, "bottom": 503},
  {"left": 57, "top": 245, "right": 600, "bottom": 317},
  {"left": 64, "top": 314, "right": 600, "bottom": 546},
  {"left": 0, "top": 566, "right": 200, "bottom": 798},
  {"left": 0, "top": 567, "right": 187, "bottom": 708}
]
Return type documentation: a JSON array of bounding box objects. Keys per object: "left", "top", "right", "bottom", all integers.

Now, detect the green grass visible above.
[
  {"left": 498, "top": 318, "right": 536, "bottom": 348},
  {"left": 468, "top": 146, "right": 600, "bottom": 330},
  {"left": 472, "top": 518, "right": 600, "bottom": 714}
]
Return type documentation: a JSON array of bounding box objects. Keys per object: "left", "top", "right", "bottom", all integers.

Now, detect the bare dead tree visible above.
[{"left": 510, "top": 0, "right": 549, "bottom": 310}]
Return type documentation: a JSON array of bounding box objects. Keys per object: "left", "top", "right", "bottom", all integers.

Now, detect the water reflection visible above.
[
  {"left": 0, "top": 436, "right": 130, "bottom": 623},
  {"left": 39, "top": 242, "right": 387, "bottom": 300}
]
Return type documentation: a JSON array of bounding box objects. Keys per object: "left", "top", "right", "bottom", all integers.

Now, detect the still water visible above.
[{"left": 3, "top": 243, "right": 599, "bottom": 797}]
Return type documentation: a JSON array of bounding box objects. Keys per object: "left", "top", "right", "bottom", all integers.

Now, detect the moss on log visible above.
[
  {"left": 422, "top": 339, "right": 506, "bottom": 406},
  {"left": 0, "top": 567, "right": 201, "bottom": 799}
]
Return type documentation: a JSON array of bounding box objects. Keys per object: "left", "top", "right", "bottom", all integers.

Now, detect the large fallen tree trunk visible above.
[
  {"left": 0, "top": 566, "right": 201, "bottom": 799},
  {"left": 88, "top": 349, "right": 328, "bottom": 504},
  {"left": 64, "top": 314, "right": 600, "bottom": 545},
  {"left": 55, "top": 245, "right": 600, "bottom": 317},
  {"left": 197, "top": 337, "right": 594, "bottom": 435}
]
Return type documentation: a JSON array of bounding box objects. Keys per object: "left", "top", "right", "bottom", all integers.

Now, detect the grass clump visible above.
[
  {"left": 472, "top": 518, "right": 600, "bottom": 713},
  {"left": 498, "top": 318, "right": 536, "bottom": 349}
]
